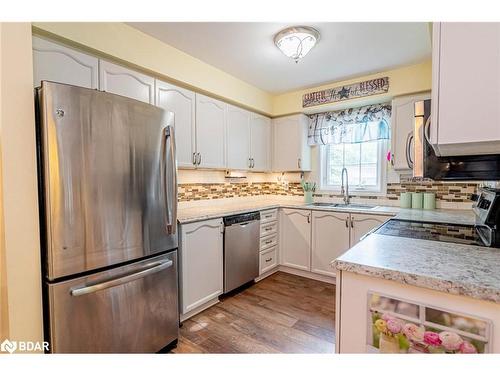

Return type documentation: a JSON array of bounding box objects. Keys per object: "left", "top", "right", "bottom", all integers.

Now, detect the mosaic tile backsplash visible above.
[{"left": 178, "top": 180, "right": 479, "bottom": 204}]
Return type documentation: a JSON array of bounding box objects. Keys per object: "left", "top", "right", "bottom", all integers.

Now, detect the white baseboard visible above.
[
  {"left": 277, "top": 265, "right": 336, "bottom": 284},
  {"left": 254, "top": 265, "right": 336, "bottom": 285},
  {"left": 254, "top": 267, "right": 279, "bottom": 282},
  {"left": 180, "top": 297, "right": 220, "bottom": 322}
]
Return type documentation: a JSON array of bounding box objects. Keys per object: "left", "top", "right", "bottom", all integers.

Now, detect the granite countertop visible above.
[
  {"left": 178, "top": 197, "right": 474, "bottom": 225},
  {"left": 334, "top": 233, "right": 500, "bottom": 304}
]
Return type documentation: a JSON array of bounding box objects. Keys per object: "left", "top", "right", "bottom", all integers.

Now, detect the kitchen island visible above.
[{"left": 333, "top": 219, "right": 500, "bottom": 354}]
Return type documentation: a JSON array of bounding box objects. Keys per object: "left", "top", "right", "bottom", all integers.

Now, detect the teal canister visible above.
[
  {"left": 400, "top": 192, "right": 412, "bottom": 208},
  {"left": 411, "top": 192, "right": 424, "bottom": 209},
  {"left": 424, "top": 193, "right": 436, "bottom": 210},
  {"left": 304, "top": 191, "right": 314, "bottom": 204}
]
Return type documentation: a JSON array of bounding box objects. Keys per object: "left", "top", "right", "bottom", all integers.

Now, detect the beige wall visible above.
[
  {"left": 32, "top": 22, "right": 274, "bottom": 116},
  {"left": 0, "top": 23, "right": 43, "bottom": 344},
  {"left": 272, "top": 60, "right": 432, "bottom": 116}
]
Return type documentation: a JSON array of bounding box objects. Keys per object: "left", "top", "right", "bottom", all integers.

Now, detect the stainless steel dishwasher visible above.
[{"left": 223, "top": 211, "right": 260, "bottom": 293}]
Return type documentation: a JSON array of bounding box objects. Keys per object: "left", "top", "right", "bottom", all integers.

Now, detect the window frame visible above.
[{"left": 319, "top": 140, "right": 388, "bottom": 196}]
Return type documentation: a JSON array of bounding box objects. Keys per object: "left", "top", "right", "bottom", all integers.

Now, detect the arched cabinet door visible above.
[
  {"left": 179, "top": 218, "right": 223, "bottom": 316},
  {"left": 250, "top": 114, "right": 271, "bottom": 172},
  {"left": 32, "top": 36, "right": 98, "bottom": 89},
  {"left": 99, "top": 60, "right": 154, "bottom": 104},
  {"left": 350, "top": 213, "right": 391, "bottom": 246},
  {"left": 311, "top": 211, "right": 350, "bottom": 277},
  {"left": 156, "top": 80, "right": 196, "bottom": 168},
  {"left": 226, "top": 104, "right": 251, "bottom": 170},
  {"left": 195, "top": 93, "right": 226, "bottom": 169},
  {"left": 280, "top": 209, "right": 311, "bottom": 271}
]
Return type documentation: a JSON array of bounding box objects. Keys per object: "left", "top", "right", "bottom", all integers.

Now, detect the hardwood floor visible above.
[{"left": 172, "top": 272, "right": 336, "bottom": 354}]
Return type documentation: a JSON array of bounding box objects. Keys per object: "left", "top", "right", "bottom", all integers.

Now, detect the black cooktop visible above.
[{"left": 375, "top": 219, "right": 485, "bottom": 247}]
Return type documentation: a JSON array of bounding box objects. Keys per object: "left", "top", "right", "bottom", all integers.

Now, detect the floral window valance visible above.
[{"left": 307, "top": 103, "right": 391, "bottom": 146}]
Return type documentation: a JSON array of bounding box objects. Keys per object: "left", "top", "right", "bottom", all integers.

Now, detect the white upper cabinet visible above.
[
  {"left": 250, "top": 114, "right": 271, "bottom": 171},
  {"left": 280, "top": 209, "right": 311, "bottom": 271},
  {"left": 350, "top": 213, "right": 390, "bottom": 246},
  {"left": 155, "top": 80, "right": 196, "bottom": 168},
  {"left": 99, "top": 60, "right": 155, "bottom": 104},
  {"left": 391, "top": 92, "right": 431, "bottom": 171},
  {"left": 311, "top": 211, "right": 350, "bottom": 277},
  {"left": 195, "top": 94, "right": 226, "bottom": 169},
  {"left": 32, "top": 36, "right": 98, "bottom": 89},
  {"left": 226, "top": 104, "right": 251, "bottom": 170},
  {"left": 431, "top": 23, "right": 500, "bottom": 156},
  {"left": 273, "top": 114, "right": 311, "bottom": 172}
]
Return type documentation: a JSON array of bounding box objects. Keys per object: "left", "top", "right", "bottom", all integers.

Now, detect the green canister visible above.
[
  {"left": 411, "top": 192, "right": 424, "bottom": 209},
  {"left": 424, "top": 192, "right": 436, "bottom": 210},
  {"left": 400, "top": 192, "right": 412, "bottom": 208}
]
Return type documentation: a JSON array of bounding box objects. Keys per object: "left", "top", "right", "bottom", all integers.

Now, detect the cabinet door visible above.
[
  {"left": 273, "top": 114, "right": 311, "bottom": 171},
  {"left": 391, "top": 93, "right": 430, "bottom": 171},
  {"left": 311, "top": 211, "right": 350, "bottom": 277},
  {"left": 195, "top": 94, "right": 226, "bottom": 169},
  {"left": 99, "top": 60, "right": 155, "bottom": 104},
  {"left": 32, "top": 36, "right": 98, "bottom": 89},
  {"left": 250, "top": 114, "right": 271, "bottom": 171},
  {"left": 180, "top": 218, "right": 223, "bottom": 314},
  {"left": 280, "top": 209, "right": 311, "bottom": 271},
  {"left": 433, "top": 23, "right": 500, "bottom": 156},
  {"left": 350, "top": 214, "right": 391, "bottom": 246},
  {"left": 156, "top": 80, "right": 196, "bottom": 168},
  {"left": 226, "top": 104, "right": 251, "bottom": 170}
]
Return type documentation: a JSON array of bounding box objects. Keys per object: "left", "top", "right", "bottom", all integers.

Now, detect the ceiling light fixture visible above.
[{"left": 274, "top": 26, "right": 320, "bottom": 63}]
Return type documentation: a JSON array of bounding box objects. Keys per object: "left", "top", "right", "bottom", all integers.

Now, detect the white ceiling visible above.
[{"left": 128, "top": 22, "right": 431, "bottom": 94}]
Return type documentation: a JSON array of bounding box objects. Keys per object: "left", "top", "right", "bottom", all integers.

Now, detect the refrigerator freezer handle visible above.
[
  {"left": 70, "top": 259, "right": 174, "bottom": 297},
  {"left": 165, "top": 125, "right": 178, "bottom": 235}
]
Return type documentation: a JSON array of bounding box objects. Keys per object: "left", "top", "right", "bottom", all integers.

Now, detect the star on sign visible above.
[{"left": 338, "top": 86, "right": 350, "bottom": 99}]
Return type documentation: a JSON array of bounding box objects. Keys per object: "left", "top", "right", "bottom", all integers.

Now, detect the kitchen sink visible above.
[{"left": 308, "top": 202, "right": 378, "bottom": 210}]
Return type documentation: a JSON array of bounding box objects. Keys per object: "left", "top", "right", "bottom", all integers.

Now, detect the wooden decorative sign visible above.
[{"left": 302, "top": 77, "right": 389, "bottom": 108}]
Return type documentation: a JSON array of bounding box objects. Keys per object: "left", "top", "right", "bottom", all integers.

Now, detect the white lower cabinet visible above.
[
  {"left": 260, "top": 246, "right": 278, "bottom": 274},
  {"left": 258, "top": 209, "right": 279, "bottom": 276},
  {"left": 311, "top": 211, "right": 350, "bottom": 277},
  {"left": 280, "top": 209, "right": 311, "bottom": 271},
  {"left": 179, "top": 218, "right": 224, "bottom": 316},
  {"left": 350, "top": 213, "right": 392, "bottom": 246}
]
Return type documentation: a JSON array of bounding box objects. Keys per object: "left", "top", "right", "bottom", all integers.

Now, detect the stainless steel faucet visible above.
[{"left": 341, "top": 167, "right": 350, "bottom": 205}]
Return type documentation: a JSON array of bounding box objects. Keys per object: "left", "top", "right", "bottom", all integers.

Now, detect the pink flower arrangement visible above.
[
  {"left": 374, "top": 314, "right": 403, "bottom": 337},
  {"left": 439, "top": 331, "right": 464, "bottom": 351},
  {"left": 386, "top": 319, "right": 403, "bottom": 334},
  {"left": 423, "top": 331, "right": 442, "bottom": 347},
  {"left": 402, "top": 323, "right": 424, "bottom": 342},
  {"left": 459, "top": 340, "right": 478, "bottom": 354},
  {"left": 373, "top": 313, "right": 480, "bottom": 354}
]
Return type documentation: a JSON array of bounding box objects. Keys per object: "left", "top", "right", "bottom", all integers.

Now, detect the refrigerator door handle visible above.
[
  {"left": 164, "top": 125, "right": 178, "bottom": 235},
  {"left": 70, "top": 259, "right": 174, "bottom": 297}
]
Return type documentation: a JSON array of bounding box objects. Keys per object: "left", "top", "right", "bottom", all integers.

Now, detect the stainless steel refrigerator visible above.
[{"left": 35, "top": 81, "right": 179, "bottom": 353}]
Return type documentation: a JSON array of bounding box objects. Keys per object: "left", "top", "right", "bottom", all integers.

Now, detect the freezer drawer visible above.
[{"left": 47, "top": 251, "right": 179, "bottom": 353}]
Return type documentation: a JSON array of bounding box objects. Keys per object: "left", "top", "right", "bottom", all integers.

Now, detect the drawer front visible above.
[
  {"left": 260, "top": 209, "right": 278, "bottom": 224},
  {"left": 260, "top": 221, "right": 277, "bottom": 237},
  {"left": 260, "top": 233, "right": 278, "bottom": 251},
  {"left": 259, "top": 246, "right": 278, "bottom": 275}
]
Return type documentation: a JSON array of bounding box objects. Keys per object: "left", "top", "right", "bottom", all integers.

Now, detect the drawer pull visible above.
[
  {"left": 265, "top": 240, "right": 273, "bottom": 244},
  {"left": 265, "top": 215, "right": 272, "bottom": 219},
  {"left": 264, "top": 227, "right": 272, "bottom": 231},
  {"left": 265, "top": 257, "right": 273, "bottom": 262}
]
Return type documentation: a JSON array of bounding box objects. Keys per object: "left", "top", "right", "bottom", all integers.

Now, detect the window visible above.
[{"left": 321, "top": 140, "right": 386, "bottom": 194}]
